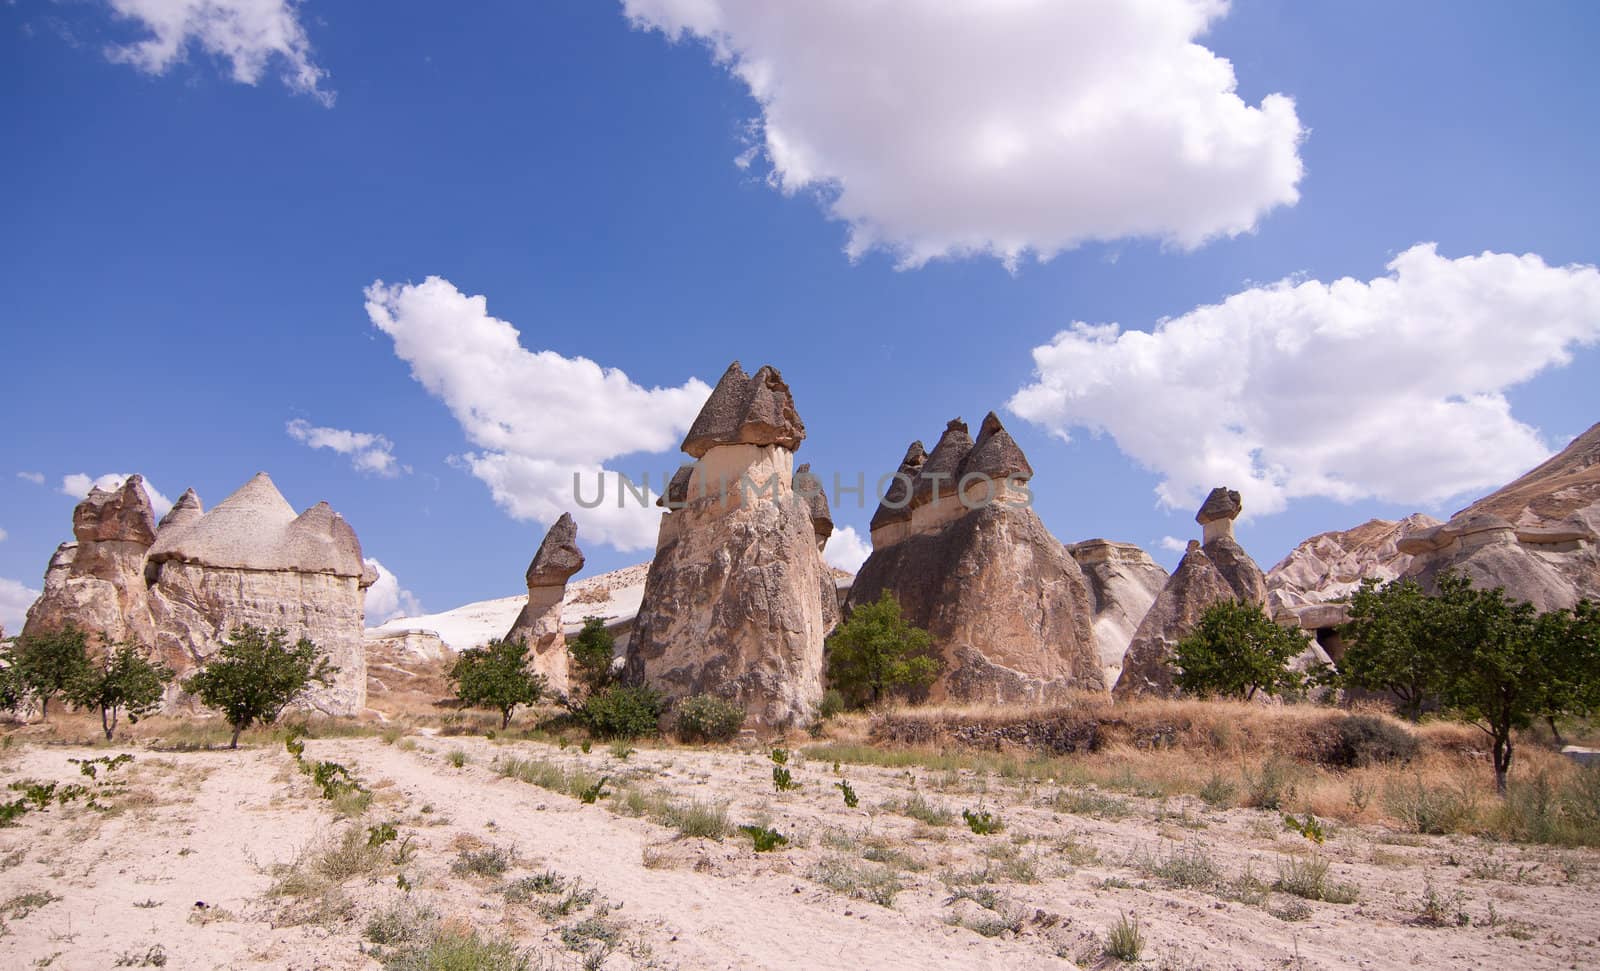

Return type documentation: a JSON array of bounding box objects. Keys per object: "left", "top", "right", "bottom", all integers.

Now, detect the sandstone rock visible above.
[
  {"left": 849, "top": 413, "right": 1103, "bottom": 702},
  {"left": 504, "top": 513, "right": 584, "bottom": 695},
  {"left": 1114, "top": 488, "right": 1269, "bottom": 699},
  {"left": 627, "top": 362, "right": 836, "bottom": 728},
  {"left": 1266, "top": 514, "right": 1442, "bottom": 621},
  {"left": 23, "top": 476, "right": 157, "bottom": 647},
  {"left": 1196, "top": 486, "right": 1242, "bottom": 544},
  {"left": 793, "top": 463, "right": 833, "bottom": 547},
  {"left": 1065, "top": 539, "right": 1170, "bottom": 685},
  {"left": 24, "top": 472, "right": 373, "bottom": 716},
  {"left": 680, "top": 361, "right": 806, "bottom": 459},
  {"left": 868, "top": 440, "right": 926, "bottom": 534}
]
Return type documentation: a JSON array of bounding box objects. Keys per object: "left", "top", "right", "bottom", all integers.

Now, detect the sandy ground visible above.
[{"left": 2, "top": 734, "right": 1598, "bottom": 970}]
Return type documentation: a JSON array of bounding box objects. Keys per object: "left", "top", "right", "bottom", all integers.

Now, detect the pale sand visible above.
[{"left": 2, "top": 735, "right": 1597, "bottom": 969}]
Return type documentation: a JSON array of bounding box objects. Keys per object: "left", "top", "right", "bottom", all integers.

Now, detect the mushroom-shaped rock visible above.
[
  {"left": 957, "top": 412, "right": 1033, "bottom": 488},
  {"left": 794, "top": 463, "right": 833, "bottom": 545},
  {"left": 869, "top": 441, "right": 927, "bottom": 533},
  {"left": 656, "top": 465, "right": 694, "bottom": 509},
  {"left": 680, "top": 361, "right": 806, "bottom": 459},
  {"left": 910, "top": 419, "right": 974, "bottom": 510},
  {"left": 1196, "top": 487, "right": 1243, "bottom": 543},
  {"left": 526, "top": 512, "right": 585, "bottom": 588}
]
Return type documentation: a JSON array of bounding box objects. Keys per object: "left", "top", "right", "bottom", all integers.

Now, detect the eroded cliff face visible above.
[
  {"left": 1266, "top": 514, "right": 1441, "bottom": 623},
  {"left": 1066, "top": 540, "right": 1169, "bottom": 686},
  {"left": 22, "top": 472, "right": 374, "bottom": 716},
  {"left": 626, "top": 363, "right": 837, "bottom": 728},
  {"left": 848, "top": 413, "right": 1104, "bottom": 702}
]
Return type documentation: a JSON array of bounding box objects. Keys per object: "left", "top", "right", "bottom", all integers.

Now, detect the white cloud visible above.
[
  {"left": 363, "top": 558, "right": 424, "bottom": 625},
  {"left": 0, "top": 577, "right": 39, "bottom": 635},
  {"left": 823, "top": 525, "right": 871, "bottom": 573},
  {"left": 0, "top": 528, "right": 7, "bottom": 543},
  {"left": 103, "top": 0, "right": 333, "bottom": 106},
  {"left": 61, "top": 473, "right": 175, "bottom": 519},
  {"left": 623, "top": 0, "right": 1303, "bottom": 268},
  {"left": 365, "top": 277, "right": 711, "bottom": 550},
  {"left": 16, "top": 472, "right": 45, "bottom": 485},
  {"left": 1158, "top": 535, "right": 1189, "bottom": 554},
  {"left": 1010, "top": 244, "right": 1600, "bottom": 517},
  {"left": 286, "top": 419, "right": 406, "bottom": 477}
]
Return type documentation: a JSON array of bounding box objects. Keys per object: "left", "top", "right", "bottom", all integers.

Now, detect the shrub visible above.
[
  {"left": 962, "top": 807, "right": 1003, "bottom": 835},
  {"left": 819, "top": 688, "right": 847, "bottom": 720},
  {"left": 1274, "top": 853, "right": 1358, "bottom": 902},
  {"left": 580, "top": 685, "right": 663, "bottom": 739},
  {"left": 1243, "top": 757, "right": 1301, "bottom": 811},
  {"left": 567, "top": 618, "right": 616, "bottom": 697},
  {"left": 1385, "top": 774, "right": 1478, "bottom": 835},
  {"left": 1321, "top": 714, "right": 1419, "bottom": 768},
  {"left": 1198, "top": 774, "right": 1238, "bottom": 808},
  {"left": 738, "top": 824, "right": 789, "bottom": 852},
  {"left": 812, "top": 855, "right": 903, "bottom": 906},
  {"left": 664, "top": 799, "right": 730, "bottom": 839},
  {"left": 452, "top": 845, "right": 515, "bottom": 877},
  {"left": 380, "top": 928, "right": 530, "bottom": 971},
  {"left": 446, "top": 749, "right": 468, "bottom": 768},
  {"left": 1173, "top": 600, "right": 1309, "bottom": 700},
  {"left": 835, "top": 779, "right": 859, "bottom": 808},
  {"left": 772, "top": 765, "right": 801, "bottom": 792},
  {"left": 1104, "top": 913, "right": 1144, "bottom": 962},
  {"left": 674, "top": 693, "right": 744, "bottom": 743}
]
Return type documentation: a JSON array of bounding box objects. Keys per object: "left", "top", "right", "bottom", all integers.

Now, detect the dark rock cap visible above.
[
  {"left": 656, "top": 465, "right": 695, "bottom": 509},
  {"left": 1195, "top": 487, "right": 1242, "bottom": 525},
  {"left": 73, "top": 475, "right": 158, "bottom": 547},
  {"left": 794, "top": 463, "right": 833, "bottom": 540},
  {"left": 957, "top": 412, "right": 1032, "bottom": 483},
  {"left": 870, "top": 441, "right": 927, "bottom": 530},
  {"left": 527, "top": 512, "right": 585, "bottom": 587},
  {"left": 910, "top": 419, "right": 975, "bottom": 509},
  {"left": 680, "top": 361, "right": 806, "bottom": 459}
]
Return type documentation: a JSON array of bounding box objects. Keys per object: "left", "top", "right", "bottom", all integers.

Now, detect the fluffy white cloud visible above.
[
  {"left": 363, "top": 558, "right": 424, "bottom": 625},
  {"left": 623, "top": 0, "right": 1303, "bottom": 268},
  {"left": 366, "top": 277, "right": 711, "bottom": 550},
  {"left": 822, "top": 525, "right": 871, "bottom": 574},
  {"left": 1010, "top": 244, "right": 1600, "bottom": 516},
  {"left": 0, "top": 528, "right": 7, "bottom": 543},
  {"left": 287, "top": 419, "right": 406, "bottom": 477},
  {"left": 1158, "top": 535, "right": 1189, "bottom": 554},
  {"left": 0, "top": 577, "right": 39, "bottom": 635},
  {"left": 103, "top": 0, "right": 333, "bottom": 105},
  {"left": 61, "top": 473, "right": 175, "bottom": 519},
  {"left": 16, "top": 472, "right": 45, "bottom": 485}
]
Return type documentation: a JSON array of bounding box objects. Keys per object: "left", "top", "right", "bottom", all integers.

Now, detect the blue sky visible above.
[{"left": 3, "top": 0, "right": 1598, "bottom": 630}]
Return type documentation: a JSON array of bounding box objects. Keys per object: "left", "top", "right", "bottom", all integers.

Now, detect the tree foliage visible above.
[
  {"left": 1172, "top": 599, "right": 1310, "bottom": 701},
  {"left": 825, "top": 591, "right": 940, "bottom": 707},
  {"left": 10, "top": 625, "right": 92, "bottom": 718},
  {"left": 1338, "top": 571, "right": 1600, "bottom": 794},
  {"left": 182, "top": 625, "right": 334, "bottom": 748},
  {"left": 449, "top": 637, "right": 547, "bottom": 729},
  {"left": 566, "top": 617, "right": 616, "bottom": 698},
  {"left": 66, "top": 641, "right": 172, "bottom": 740},
  {"left": 580, "top": 684, "right": 664, "bottom": 739}
]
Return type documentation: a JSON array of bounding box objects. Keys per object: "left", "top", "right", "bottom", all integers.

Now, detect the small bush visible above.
[
  {"left": 962, "top": 807, "right": 1003, "bottom": 835},
  {"left": 505, "top": 870, "right": 566, "bottom": 901},
  {"left": 674, "top": 694, "right": 745, "bottom": 743},
  {"left": 1385, "top": 775, "right": 1478, "bottom": 835},
  {"left": 581, "top": 685, "right": 664, "bottom": 739},
  {"left": 380, "top": 927, "right": 530, "bottom": 971},
  {"left": 452, "top": 845, "right": 515, "bottom": 878},
  {"left": 665, "top": 799, "right": 731, "bottom": 840},
  {"left": 885, "top": 792, "right": 953, "bottom": 826},
  {"left": 836, "top": 779, "right": 859, "bottom": 808},
  {"left": 1199, "top": 774, "right": 1238, "bottom": 808},
  {"left": 366, "top": 899, "right": 436, "bottom": 946},
  {"left": 819, "top": 688, "right": 847, "bottom": 720},
  {"left": 1151, "top": 846, "right": 1220, "bottom": 889},
  {"left": 1243, "top": 757, "right": 1301, "bottom": 811},
  {"left": 1274, "top": 853, "right": 1358, "bottom": 903},
  {"left": 738, "top": 824, "right": 790, "bottom": 852},
  {"left": 1321, "top": 715, "right": 1419, "bottom": 768},
  {"left": 446, "top": 749, "right": 468, "bottom": 768},
  {"left": 1104, "top": 912, "right": 1144, "bottom": 962},
  {"left": 812, "top": 855, "right": 904, "bottom": 906},
  {"left": 772, "top": 765, "right": 801, "bottom": 792}
]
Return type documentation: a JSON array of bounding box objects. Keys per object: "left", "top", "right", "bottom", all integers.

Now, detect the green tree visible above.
[
  {"left": 0, "top": 632, "right": 23, "bottom": 716},
  {"left": 182, "top": 625, "right": 334, "bottom": 748},
  {"left": 11, "top": 625, "right": 92, "bottom": 719},
  {"left": 1435, "top": 584, "right": 1600, "bottom": 795},
  {"left": 1340, "top": 575, "right": 1461, "bottom": 719},
  {"left": 450, "top": 637, "right": 547, "bottom": 729},
  {"left": 825, "top": 591, "right": 940, "bottom": 707},
  {"left": 567, "top": 617, "right": 616, "bottom": 698},
  {"left": 66, "top": 641, "right": 173, "bottom": 740},
  {"left": 1172, "top": 600, "right": 1310, "bottom": 701}
]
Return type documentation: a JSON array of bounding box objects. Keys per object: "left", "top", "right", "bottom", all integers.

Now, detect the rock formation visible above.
[
  {"left": 1114, "top": 488, "right": 1270, "bottom": 699},
  {"left": 1065, "top": 540, "right": 1170, "bottom": 685},
  {"left": 23, "top": 472, "right": 375, "bottom": 715},
  {"left": 1267, "top": 514, "right": 1442, "bottom": 618},
  {"left": 626, "top": 362, "right": 838, "bottom": 727},
  {"left": 503, "top": 513, "right": 584, "bottom": 696},
  {"left": 1396, "top": 422, "right": 1600, "bottom": 610},
  {"left": 794, "top": 463, "right": 833, "bottom": 550},
  {"left": 848, "top": 412, "right": 1104, "bottom": 702}
]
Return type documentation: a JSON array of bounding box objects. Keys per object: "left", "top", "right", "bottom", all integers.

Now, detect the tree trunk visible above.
[
  {"left": 1547, "top": 716, "right": 1566, "bottom": 748},
  {"left": 1493, "top": 732, "right": 1512, "bottom": 796},
  {"left": 501, "top": 708, "right": 512, "bottom": 730},
  {"left": 230, "top": 724, "right": 242, "bottom": 749},
  {"left": 40, "top": 696, "right": 50, "bottom": 720},
  {"left": 102, "top": 706, "right": 116, "bottom": 742}
]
